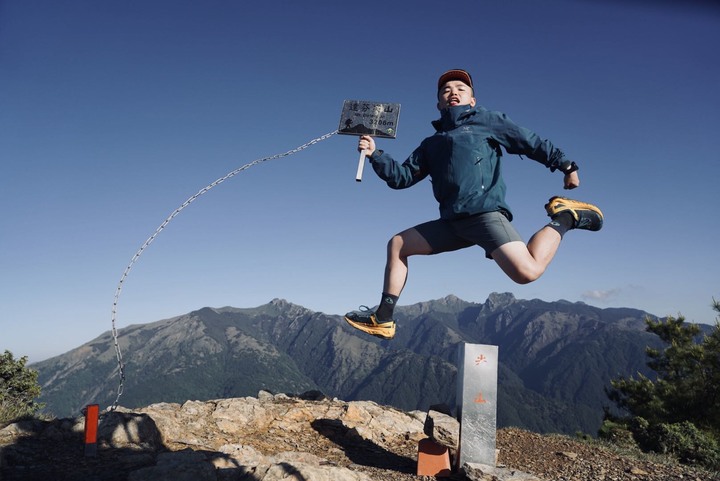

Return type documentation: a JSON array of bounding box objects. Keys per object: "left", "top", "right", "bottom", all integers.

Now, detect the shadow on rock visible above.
[
  {"left": 0, "top": 411, "right": 241, "bottom": 481},
  {"left": 311, "top": 418, "right": 415, "bottom": 474}
]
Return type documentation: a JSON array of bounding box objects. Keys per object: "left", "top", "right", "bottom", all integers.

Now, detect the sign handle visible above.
[{"left": 355, "top": 149, "right": 367, "bottom": 182}]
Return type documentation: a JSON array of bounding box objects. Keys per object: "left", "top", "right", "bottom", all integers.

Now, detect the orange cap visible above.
[{"left": 437, "top": 69, "right": 473, "bottom": 91}]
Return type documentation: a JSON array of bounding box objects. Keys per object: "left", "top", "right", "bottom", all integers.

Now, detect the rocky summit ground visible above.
[{"left": 1, "top": 393, "right": 717, "bottom": 481}]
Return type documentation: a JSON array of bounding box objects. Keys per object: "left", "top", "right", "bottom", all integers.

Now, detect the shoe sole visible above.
[
  {"left": 545, "top": 196, "right": 603, "bottom": 217},
  {"left": 344, "top": 317, "right": 396, "bottom": 340}
]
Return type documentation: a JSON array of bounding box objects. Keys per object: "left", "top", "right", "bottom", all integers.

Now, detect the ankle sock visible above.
[
  {"left": 546, "top": 211, "right": 575, "bottom": 237},
  {"left": 376, "top": 293, "right": 398, "bottom": 321}
]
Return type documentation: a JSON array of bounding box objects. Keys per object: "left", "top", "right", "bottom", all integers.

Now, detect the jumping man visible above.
[{"left": 344, "top": 69, "right": 603, "bottom": 339}]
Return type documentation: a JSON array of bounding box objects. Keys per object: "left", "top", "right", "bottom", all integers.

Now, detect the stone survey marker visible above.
[{"left": 456, "top": 343, "right": 499, "bottom": 468}]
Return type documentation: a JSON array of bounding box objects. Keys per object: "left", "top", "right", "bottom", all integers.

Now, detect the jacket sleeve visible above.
[
  {"left": 369, "top": 145, "right": 428, "bottom": 189},
  {"left": 487, "top": 110, "right": 567, "bottom": 171}
]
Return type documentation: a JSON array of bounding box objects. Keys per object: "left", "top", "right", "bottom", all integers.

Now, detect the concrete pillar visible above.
[{"left": 455, "top": 343, "right": 498, "bottom": 468}]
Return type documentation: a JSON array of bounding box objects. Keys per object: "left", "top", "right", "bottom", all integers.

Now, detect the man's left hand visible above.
[{"left": 564, "top": 171, "right": 579, "bottom": 190}]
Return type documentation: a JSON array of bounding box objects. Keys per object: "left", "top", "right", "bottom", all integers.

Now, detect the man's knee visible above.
[
  {"left": 387, "top": 234, "right": 406, "bottom": 256},
  {"left": 510, "top": 269, "right": 542, "bottom": 285},
  {"left": 492, "top": 244, "right": 545, "bottom": 284},
  {"left": 387, "top": 229, "right": 432, "bottom": 257}
]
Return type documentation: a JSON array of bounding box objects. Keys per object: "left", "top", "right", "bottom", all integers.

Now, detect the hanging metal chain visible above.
[{"left": 107, "top": 130, "right": 338, "bottom": 411}]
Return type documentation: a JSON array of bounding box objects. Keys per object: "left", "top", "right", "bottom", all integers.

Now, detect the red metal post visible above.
[{"left": 84, "top": 404, "right": 99, "bottom": 457}]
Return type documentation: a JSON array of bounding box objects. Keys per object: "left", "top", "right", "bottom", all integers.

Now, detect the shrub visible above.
[
  {"left": 598, "top": 419, "right": 637, "bottom": 449},
  {"left": 0, "top": 350, "right": 44, "bottom": 425},
  {"left": 632, "top": 419, "right": 720, "bottom": 470}
]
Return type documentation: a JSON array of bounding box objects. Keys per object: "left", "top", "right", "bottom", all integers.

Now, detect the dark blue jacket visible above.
[{"left": 369, "top": 104, "right": 568, "bottom": 221}]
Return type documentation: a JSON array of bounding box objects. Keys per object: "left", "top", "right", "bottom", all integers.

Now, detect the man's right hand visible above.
[{"left": 358, "top": 135, "right": 376, "bottom": 157}]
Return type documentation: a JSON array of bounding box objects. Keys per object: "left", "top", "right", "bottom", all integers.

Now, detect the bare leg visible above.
[
  {"left": 383, "top": 227, "right": 433, "bottom": 296},
  {"left": 491, "top": 226, "right": 562, "bottom": 284}
]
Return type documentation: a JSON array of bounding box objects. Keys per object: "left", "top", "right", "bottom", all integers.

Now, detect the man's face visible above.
[{"left": 437, "top": 80, "right": 476, "bottom": 110}]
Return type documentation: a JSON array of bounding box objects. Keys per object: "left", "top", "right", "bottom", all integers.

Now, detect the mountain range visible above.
[{"left": 33, "top": 292, "right": 669, "bottom": 436}]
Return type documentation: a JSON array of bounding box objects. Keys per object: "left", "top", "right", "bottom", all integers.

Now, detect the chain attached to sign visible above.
[
  {"left": 106, "top": 131, "right": 337, "bottom": 412},
  {"left": 338, "top": 100, "right": 400, "bottom": 181}
]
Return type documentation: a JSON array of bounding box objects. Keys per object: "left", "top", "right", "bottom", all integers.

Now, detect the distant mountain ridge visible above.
[{"left": 34, "top": 293, "right": 667, "bottom": 436}]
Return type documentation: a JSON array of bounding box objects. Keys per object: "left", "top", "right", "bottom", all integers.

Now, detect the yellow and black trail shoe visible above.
[
  {"left": 344, "top": 306, "right": 396, "bottom": 340},
  {"left": 545, "top": 196, "right": 603, "bottom": 231}
]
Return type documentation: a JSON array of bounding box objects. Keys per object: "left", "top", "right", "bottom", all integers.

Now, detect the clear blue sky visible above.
[{"left": 2, "top": 0, "right": 719, "bottom": 362}]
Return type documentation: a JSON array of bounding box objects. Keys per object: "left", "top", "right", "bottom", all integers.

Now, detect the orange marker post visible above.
[{"left": 84, "top": 404, "right": 99, "bottom": 457}]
